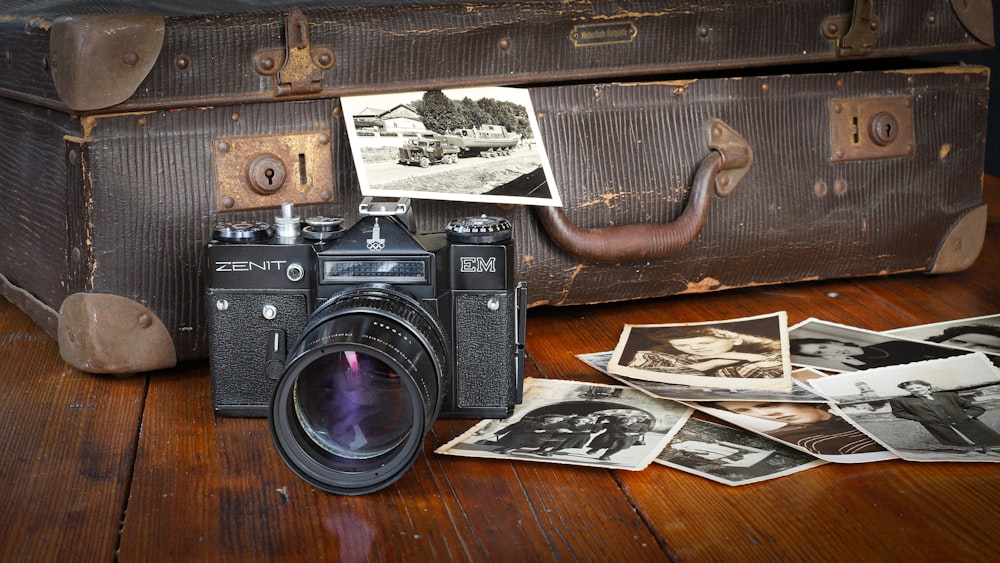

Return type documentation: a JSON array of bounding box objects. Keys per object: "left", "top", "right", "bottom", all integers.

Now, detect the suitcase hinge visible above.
[
  {"left": 822, "top": 0, "right": 880, "bottom": 57},
  {"left": 253, "top": 9, "right": 335, "bottom": 96}
]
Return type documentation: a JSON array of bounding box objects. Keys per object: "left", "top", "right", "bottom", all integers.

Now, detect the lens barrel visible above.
[{"left": 269, "top": 285, "right": 449, "bottom": 495}]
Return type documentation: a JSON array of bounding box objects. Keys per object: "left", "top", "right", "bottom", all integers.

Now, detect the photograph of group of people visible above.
[{"left": 437, "top": 378, "right": 691, "bottom": 471}]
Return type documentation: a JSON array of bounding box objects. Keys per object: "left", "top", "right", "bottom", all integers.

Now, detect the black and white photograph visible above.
[
  {"left": 578, "top": 351, "right": 828, "bottom": 403},
  {"left": 341, "top": 87, "right": 561, "bottom": 206},
  {"left": 655, "top": 418, "right": 827, "bottom": 486},
  {"left": 885, "top": 314, "right": 1000, "bottom": 357},
  {"left": 788, "top": 318, "right": 969, "bottom": 373},
  {"left": 607, "top": 313, "right": 793, "bottom": 392},
  {"left": 682, "top": 399, "right": 895, "bottom": 464},
  {"left": 436, "top": 378, "right": 691, "bottom": 470},
  {"left": 806, "top": 354, "right": 1000, "bottom": 462}
]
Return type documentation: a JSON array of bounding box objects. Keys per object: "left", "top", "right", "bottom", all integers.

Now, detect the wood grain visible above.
[{"left": 0, "top": 304, "right": 146, "bottom": 561}]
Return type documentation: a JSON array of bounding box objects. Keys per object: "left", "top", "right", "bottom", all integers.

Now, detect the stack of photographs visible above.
[{"left": 437, "top": 313, "right": 1000, "bottom": 486}]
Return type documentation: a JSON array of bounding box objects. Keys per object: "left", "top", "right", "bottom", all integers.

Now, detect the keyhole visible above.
[
  {"left": 869, "top": 112, "right": 899, "bottom": 146},
  {"left": 247, "top": 153, "right": 287, "bottom": 194}
]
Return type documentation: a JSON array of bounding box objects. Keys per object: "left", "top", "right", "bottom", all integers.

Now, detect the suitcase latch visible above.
[
  {"left": 822, "top": 0, "right": 880, "bottom": 57},
  {"left": 253, "top": 9, "right": 335, "bottom": 96}
]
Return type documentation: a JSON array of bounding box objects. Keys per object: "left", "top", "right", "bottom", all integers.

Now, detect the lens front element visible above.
[{"left": 293, "top": 351, "right": 414, "bottom": 461}]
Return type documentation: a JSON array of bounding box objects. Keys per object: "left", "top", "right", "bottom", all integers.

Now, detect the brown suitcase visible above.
[{"left": 0, "top": 0, "right": 993, "bottom": 373}]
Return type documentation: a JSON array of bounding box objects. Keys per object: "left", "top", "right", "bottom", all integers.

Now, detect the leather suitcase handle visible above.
[{"left": 536, "top": 119, "right": 752, "bottom": 263}]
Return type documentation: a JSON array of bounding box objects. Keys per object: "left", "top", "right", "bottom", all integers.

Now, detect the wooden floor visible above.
[{"left": 3, "top": 179, "right": 999, "bottom": 562}]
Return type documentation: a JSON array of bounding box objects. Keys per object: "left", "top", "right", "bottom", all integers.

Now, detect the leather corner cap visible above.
[
  {"left": 929, "top": 204, "right": 988, "bottom": 274},
  {"left": 49, "top": 14, "right": 165, "bottom": 112},
  {"left": 58, "top": 293, "right": 176, "bottom": 375}
]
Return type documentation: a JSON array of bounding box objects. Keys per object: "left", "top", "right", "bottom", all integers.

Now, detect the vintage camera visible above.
[{"left": 206, "top": 198, "right": 526, "bottom": 494}]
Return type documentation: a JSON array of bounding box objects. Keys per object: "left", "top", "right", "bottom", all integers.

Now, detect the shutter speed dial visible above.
[{"left": 446, "top": 215, "right": 513, "bottom": 244}]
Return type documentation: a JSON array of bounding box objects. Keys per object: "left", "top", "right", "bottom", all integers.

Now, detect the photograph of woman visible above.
[
  {"left": 886, "top": 314, "right": 1000, "bottom": 357},
  {"left": 696, "top": 401, "right": 894, "bottom": 463},
  {"left": 608, "top": 313, "right": 792, "bottom": 392},
  {"left": 788, "top": 318, "right": 967, "bottom": 372}
]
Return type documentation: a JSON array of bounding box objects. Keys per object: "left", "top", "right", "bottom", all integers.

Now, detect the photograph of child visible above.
[
  {"left": 608, "top": 312, "right": 792, "bottom": 392},
  {"left": 806, "top": 354, "right": 1000, "bottom": 462},
  {"left": 788, "top": 318, "right": 968, "bottom": 372}
]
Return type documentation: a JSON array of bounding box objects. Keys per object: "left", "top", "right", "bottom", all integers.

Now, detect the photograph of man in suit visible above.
[{"left": 889, "top": 380, "right": 1000, "bottom": 454}]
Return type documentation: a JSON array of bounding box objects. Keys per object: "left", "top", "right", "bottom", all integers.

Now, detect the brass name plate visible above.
[{"left": 570, "top": 22, "right": 637, "bottom": 47}]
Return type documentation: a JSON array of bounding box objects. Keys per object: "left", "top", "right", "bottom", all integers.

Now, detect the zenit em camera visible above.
[{"left": 206, "top": 198, "right": 526, "bottom": 494}]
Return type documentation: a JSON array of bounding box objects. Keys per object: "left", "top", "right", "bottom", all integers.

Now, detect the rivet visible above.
[
  {"left": 259, "top": 56, "right": 275, "bottom": 71},
  {"left": 717, "top": 175, "right": 731, "bottom": 188},
  {"left": 711, "top": 124, "right": 724, "bottom": 139},
  {"left": 136, "top": 117, "right": 148, "bottom": 128},
  {"left": 761, "top": 83, "right": 769, "bottom": 92},
  {"left": 927, "top": 13, "right": 937, "bottom": 26},
  {"left": 138, "top": 314, "right": 152, "bottom": 329},
  {"left": 834, "top": 178, "right": 848, "bottom": 195},
  {"left": 833, "top": 103, "right": 843, "bottom": 113},
  {"left": 697, "top": 25, "right": 710, "bottom": 38},
  {"left": 123, "top": 51, "right": 140, "bottom": 66},
  {"left": 321, "top": 190, "right": 333, "bottom": 201},
  {"left": 498, "top": 37, "right": 512, "bottom": 51},
  {"left": 814, "top": 180, "right": 828, "bottom": 197},
  {"left": 316, "top": 52, "right": 333, "bottom": 67},
  {"left": 835, "top": 149, "right": 845, "bottom": 159},
  {"left": 869, "top": 20, "right": 879, "bottom": 32},
  {"left": 318, "top": 133, "right": 330, "bottom": 145},
  {"left": 953, "top": 238, "right": 964, "bottom": 252},
  {"left": 825, "top": 22, "right": 840, "bottom": 36},
  {"left": 218, "top": 140, "right": 231, "bottom": 153},
  {"left": 68, "top": 149, "right": 78, "bottom": 165},
  {"left": 904, "top": 99, "right": 912, "bottom": 108},
  {"left": 175, "top": 54, "right": 190, "bottom": 70},
  {"left": 71, "top": 247, "right": 82, "bottom": 262},
  {"left": 331, "top": 106, "right": 342, "bottom": 118},
  {"left": 231, "top": 112, "right": 240, "bottom": 122},
  {"left": 905, "top": 144, "right": 915, "bottom": 155},
  {"left": 262, "top": 304, "right": 277, "bottom": 320},
  {"left": 222, "top": 197, "right": 235, "bottom": 209}
]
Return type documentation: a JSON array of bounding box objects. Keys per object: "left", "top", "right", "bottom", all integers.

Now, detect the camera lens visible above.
[{"left": 270, "top": 286, "right": 449, "bottom": 495}]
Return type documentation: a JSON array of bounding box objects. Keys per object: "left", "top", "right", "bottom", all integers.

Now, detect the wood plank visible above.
[{"left": 0, "top": 299, "right": 146, "bottom": 562}]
